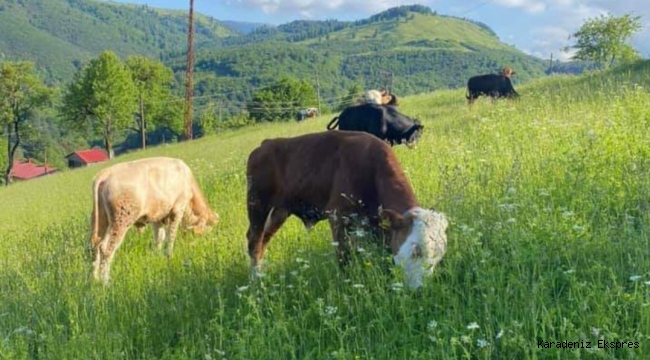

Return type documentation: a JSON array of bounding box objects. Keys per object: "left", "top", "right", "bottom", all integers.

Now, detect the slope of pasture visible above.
[{"left": 1, "top": 61, "right": 650, "bottom": 359}]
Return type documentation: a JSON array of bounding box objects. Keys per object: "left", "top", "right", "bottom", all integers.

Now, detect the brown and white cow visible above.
[
  {"left": 246, "top": 131, "right": 448, "bottom": 288},
  {"left": 89, "top": 157, "right": 219, "bottom": 284},
  {"left": 363, "top": 89, "right": 398, "bottom": 106}
]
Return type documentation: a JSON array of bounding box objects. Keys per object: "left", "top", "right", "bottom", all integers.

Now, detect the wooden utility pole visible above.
[
  {"left": 315, "top": 74, "right": 321, "bottom": 115},
  {"left": 183, "top": 0, "right": 195, "bottom": 141},
  {"left": 139, "top": 94, "right": 146, "bottom": 149}
]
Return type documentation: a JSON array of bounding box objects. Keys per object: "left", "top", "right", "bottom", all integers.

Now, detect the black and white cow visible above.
[
  {"left": 466, "top": 73, "right": 519, "bottom": 104},
  {"left": 326, "top": 104, "right": 423, "bottom": 146}
]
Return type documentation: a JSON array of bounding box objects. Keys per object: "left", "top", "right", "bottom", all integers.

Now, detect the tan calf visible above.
[{"left": 89, "top": 157, "right": 218, "bottom": 284}]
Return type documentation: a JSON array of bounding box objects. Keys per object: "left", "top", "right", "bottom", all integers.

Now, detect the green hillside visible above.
[
  {"left": 1, "top": 60, "right": 650, "bottom": 358},
  {"left": 303, "top": 13, "right": 510, "bottom": 52},
  {"left": 176, "top": 6, "right": 548, "bottom": 115},
  {"left": 0, "top": 0, "right": 235, "bottom": 82}
]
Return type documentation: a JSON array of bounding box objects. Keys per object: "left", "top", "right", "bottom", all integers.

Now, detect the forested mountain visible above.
[
  {"left": 0, "top": 0, "right": 235, "bottom": 82},
  {"left": 171, "top": 5, "right": 549, "bottom": 116}
]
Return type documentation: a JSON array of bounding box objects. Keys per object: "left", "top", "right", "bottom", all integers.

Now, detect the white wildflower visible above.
[
  {"left": 630, "top": 275, "right": 642, "bottom": 282},
  {"left": 496, "top": 329, "right": 504, "bottom": 339},
  {"left": 562, "top": 210, "right": 574, "bottom": 218},
  {"left": 467, "top": 322, "right": 480, "bottom": 330},
  {"left": 324, "top": 306, "right": 338, "bottom": 316},
  {"left": 477, "top": 339, "right": 489, "bottom": 348},
  {"left": 353, "top": 229, "right": 366, "bottom": 237},
  {"left": 391, "top": 283, "right": 404, "bottom": 292},
  {"left": 427, "top": 320, "right": 438, "bottom": 329},
  {"left": 352, "top": 283, "right": 365, "bottom": 289},
  {"left": 591, "top": 327, "right": 600, "bottom": 337}
]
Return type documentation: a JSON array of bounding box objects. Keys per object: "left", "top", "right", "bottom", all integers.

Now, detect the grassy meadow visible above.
[{"left": 2, "top": 61, "right": 650, "bottom": 359}]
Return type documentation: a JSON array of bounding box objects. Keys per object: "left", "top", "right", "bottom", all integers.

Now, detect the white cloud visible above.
[{"left": 492, "top": 0, "right": 547, "bottom": 13}]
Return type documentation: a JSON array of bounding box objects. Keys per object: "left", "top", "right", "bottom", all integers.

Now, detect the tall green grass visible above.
[{"left": 1, "top": 62, "right": 650, "bottom": 359}]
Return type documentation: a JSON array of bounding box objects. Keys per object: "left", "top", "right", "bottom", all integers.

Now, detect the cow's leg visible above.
[
  {"left": 247, "top": 206, "right": 289, "bottom": 274},
  {"left": 329, "top": 217, "right": 352, "bottom": 268},
  {"left": 92, "top": 232, "right": 108, "bottom": 281},
  {"left": 152, "top": 222, "right": 166, "bottom": 252},
  {"left": 246, "top": 204, "right": 270, "bottom": 272},
  {"left": 91, "top": 204, "right": 109, "bottom": 281},
  {"left": 98, "top": 224, "right": 129, "bottom": 284},
  {"left": 165, "top": 205, "right": 187, "bottom": 258}
]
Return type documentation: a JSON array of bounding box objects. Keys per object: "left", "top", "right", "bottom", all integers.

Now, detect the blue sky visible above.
[{"left": 106, "top": 0, "right": 649, "bottom": 60}]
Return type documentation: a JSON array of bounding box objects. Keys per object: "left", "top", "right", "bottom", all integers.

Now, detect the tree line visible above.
[{"left": 0, "top": 51, "right": 325, "bottom": 185}]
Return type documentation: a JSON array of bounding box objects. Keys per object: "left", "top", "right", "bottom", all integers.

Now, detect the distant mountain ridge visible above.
[
  {"left": 168, "top": 5, "right": 549, "bottom": 116},
  {"left": 221, "top": 20, "right": 268, "bottom": 34}
]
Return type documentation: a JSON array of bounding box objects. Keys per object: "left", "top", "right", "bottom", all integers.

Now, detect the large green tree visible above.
[
  {"left": 0, "top": 61, "right": 52, "bottom": 185},
  {"left": 126, "top": 55, "right": 178, "bottom": 149},
  {"left": 61, "top": 51, "right": 136, "bottom": 158},
  {"left": 566, "top": 13, "right": 642, "bottom": 68},
  {"left": 247, "top": 77, "right": 318, "bottom": 122}
]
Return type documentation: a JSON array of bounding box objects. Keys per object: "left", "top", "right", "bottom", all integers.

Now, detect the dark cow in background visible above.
[
  {"left": 466, "top": 66, "right": 519, "bottom": 104},
  {"left": 326, "top": 104, "right": 423, "bottom": 146},
  {"left": 246, "top": 131, "right": 448, "bottom": 288}
]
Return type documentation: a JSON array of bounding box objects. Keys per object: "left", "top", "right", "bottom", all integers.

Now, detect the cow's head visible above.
[
  {"left": 380, "top": 90, "right": 398, "bottom": 106},
  {"left": 385, "top": 94, "right": 399, "bottom": 106},
  {"left": 184, "top": 208, "right": 219, "bottom": 235},
  {"left": 403, "top": 121, "right": 424, "bottom": 148},
  {"left": 382, "top": 208, "right": 449, "bottom": 289},
  {"left": 501, "top": 67, "right": 515, "bottom": 78}
]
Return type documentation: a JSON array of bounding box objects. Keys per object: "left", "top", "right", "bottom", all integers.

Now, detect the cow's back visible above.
[
  {"left": 247, "top": 131, "right": 399, "bottom": 217},
  {"left": 97, "top": 157, "right": 194, "bottom": 221},
  {"left": 337, "top": 104, "right": 386, "bottom": 133},
  {"left": 468, "top": 74, "right": 499, "bottom": 90}
]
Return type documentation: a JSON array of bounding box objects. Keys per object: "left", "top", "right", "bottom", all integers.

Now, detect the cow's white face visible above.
[{"left": 392, "top": 208, "right": 449, "bottom": 289}]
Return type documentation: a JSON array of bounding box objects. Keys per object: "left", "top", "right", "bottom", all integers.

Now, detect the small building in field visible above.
[
  {"left": 65, "top": 149, "right": 109, "bottom": 169},
  {"left": 10, "top": 159, "right": 58, "bottom": 181}
]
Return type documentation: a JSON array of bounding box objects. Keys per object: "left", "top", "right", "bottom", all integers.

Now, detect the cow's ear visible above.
[{"left": 380, "top": 209, "right": 412, "bottom": 230}]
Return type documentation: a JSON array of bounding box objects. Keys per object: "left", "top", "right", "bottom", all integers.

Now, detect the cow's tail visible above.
[
  {"left": 90, "top": 175, "right": 103, "bottom": 251},
  {"left": 326, "top": 116, "right": 340, "bottom": 130}
]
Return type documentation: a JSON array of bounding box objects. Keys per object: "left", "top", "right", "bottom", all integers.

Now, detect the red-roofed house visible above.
[
  {"left": 66, "top": 149, "right": 109, "bottom": 169},
  {"left": 10, "top": 159, "right": 58, "bottom": 181}
]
